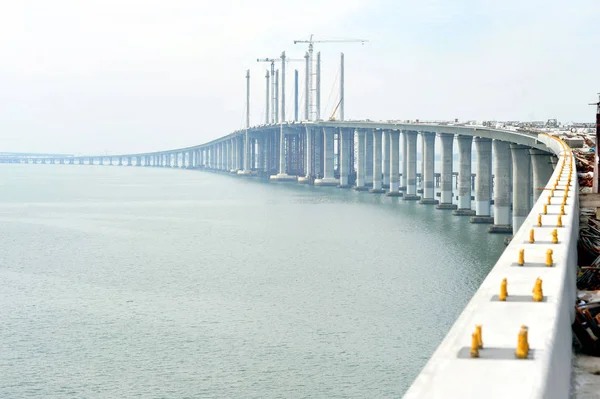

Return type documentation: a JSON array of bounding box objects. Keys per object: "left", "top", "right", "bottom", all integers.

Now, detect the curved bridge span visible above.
[{"left": 7, "top": 121, "right": 577, "bottom": 398}]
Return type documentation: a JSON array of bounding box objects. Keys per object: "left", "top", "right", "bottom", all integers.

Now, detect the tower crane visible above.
[
  {"left": 293, "top": 35, "right": 368, "bottom": 121},
  {"left": 257, "top": 52, "right": 304, "bottom": 123}
]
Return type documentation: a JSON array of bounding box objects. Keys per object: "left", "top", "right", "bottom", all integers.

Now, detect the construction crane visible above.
[
  {"left": 257, "top": 53, "right": 304, "bottom": 123},
  {"left": 293, "top": 34, "right": 368, "bottom": 121},
  {"left": 329, "top": 98, "right": 343, "bottom": 121}
]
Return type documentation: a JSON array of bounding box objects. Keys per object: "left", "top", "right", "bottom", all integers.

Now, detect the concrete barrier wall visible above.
[{"left": 404, "top": 134, "right": 578, "bottom": 399}]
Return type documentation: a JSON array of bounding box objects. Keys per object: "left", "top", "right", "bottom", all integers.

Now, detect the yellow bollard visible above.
[
  {"left": 560, "top": 204, "right": 565, "bottom": 215},
  {"left": 475, "top": 325, "right": 483, "bottom": 349},
  {"left": 543, "top": 204, "right": 547, "bottom": 215},
  {"left": 518, "top": 249, "right": 525, "bottom": 266},
  {"left": 546, "top": 249, "right": 553, "bottom": 266},
  {"left": 522, "top": 325, "right": 530, "bottom": 352},
  {"left": 537, "top": 214, "right": 542, "bottom": 227},
  {"left": 500, "top": 278, "right": 508, "bottom": 301},
  {"left": 551, "top": 229, "right": 558, "bottom": 244},
  {"left": 550, "top": 189, "right": 554, "bottom": 196},
  {"left": 529, "top": 229, "right": 535, "bottom": 243},
  {"left": 557, "top": 215, "right": 563, "bottom": 227},
  {"left": 470, "top": 332, "right": 479, "bottom": 358},
  {"left": 515, "top": 325, "right": 529, "bottom": 359},
  {"left": 533, "top": 278, "right": 543, "bottom": 302},
  {"left": 547, "top": 195, "right": 552, "bottom": 205}
]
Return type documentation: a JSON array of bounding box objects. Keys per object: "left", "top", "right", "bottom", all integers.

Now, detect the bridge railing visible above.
[{"left": 404, "top": 134, "right": 577, "bottom": 399}]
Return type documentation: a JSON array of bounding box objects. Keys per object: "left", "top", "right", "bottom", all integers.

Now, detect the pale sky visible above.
[{"left": 0, "top": 0, "right": 598, "bottom": 155}]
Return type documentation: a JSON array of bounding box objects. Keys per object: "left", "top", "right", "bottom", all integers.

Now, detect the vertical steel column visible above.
[{"left": 339, "top": 52, "right": 344, "bottom": 121}]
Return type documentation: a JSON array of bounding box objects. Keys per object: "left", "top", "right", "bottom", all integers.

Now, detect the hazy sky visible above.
[{"left": 0, "top": 0, "right": 598, "bottom": 155}]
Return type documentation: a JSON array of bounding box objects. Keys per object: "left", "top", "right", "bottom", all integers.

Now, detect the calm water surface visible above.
[{"left": 0, "top": 165, "right": 506, "bottom": 398}]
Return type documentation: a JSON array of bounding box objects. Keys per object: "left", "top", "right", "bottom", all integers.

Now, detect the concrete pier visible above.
[
  {"left": 404, "top": 130, "right": 421, "bottom": 201},
  {"left": 419, "top": 132, "right": 437, "bottom": 204},
  {"left": 270, "top": 126, "right": 296, "bottom": 181},
  {"left": 315, "top": 127, "right": 338, "bottom": 186},
  {"left": 530, "top": 149, "right": 554, "bottom": 204},
  {"left": 370, "top": 130, "right": 384, "bottom": 193},
  {"left": 298, "top": 127, "right": 312, "bottom": 183},
  {"left": 238, "top": 132, "right": 252, "bottom": 175},
  {"left": 470, "top": 137, "right": 493, "bottom": 223},
  {"left": 436, "top": 133, "right": 456, "bottom": 210},
  {"left": 488, "top": 140, "right": 512, "bottom": 233},
  {"left": 382, "top": 130, "right": 390, "bottom": 188},
  {"left": 386, "top": 130, "right": 401, "bottom": 196},
  {"left": 453, "top": 135, "right": 475, "bottom": 215},
  {"left": 354, "top": 129, "right": 368, "bottom": 191},
  {"left": 365, "top": 130, "right": 373, "bottom": 188},
  {"left": 400, "top": 131, "right": 408, "bottom": 192},
  {"left": 338, "top": 128, "right": 351, "bottom": 188},
  {"left": 510, "top": 144, "right": 532, "bottom": 234}
]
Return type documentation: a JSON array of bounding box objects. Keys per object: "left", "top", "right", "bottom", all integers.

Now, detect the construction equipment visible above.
[
  {"left": 293, "top": 34, "right": 368, "bottom": 121},
  {"left": 329, "top": 98, "right": 343, "bottom": 121},
  {"left": 257, "top": 53, "right": 304, "bottom": 123}
]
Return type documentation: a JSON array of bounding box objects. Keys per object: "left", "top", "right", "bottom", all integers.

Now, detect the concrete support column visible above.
[
  {"left": 419, "top": 132, "right": 437, "bottom": 204},
  {"left": 510, "top": 144, "right": 532, "bottom": 234},
  {"left": 530, "top": 149, "right": 554, "bottom": 204},
  {"left": 442, "top": 135, "right": 454, "bottom": 198},
  {"left": 298, "top": 127, "right": 312, "bottom": 183},
  {"left": 315, "top": 127, "right": 338, "bottom": 186},
  {"left": 404, "top": 131, "right": 420, "bottom": 200},
  {"left": 400, "top": 131, "right": 408, "bottom": 191},
  {"left": 354, "top": 129, "right": 367, "bottom": 190},
  {"left": 279, "top": 128, "right": 286, "bottom": 174},
  {"left": 270, "top": 126, "right": 295, "bottom": 181},
  {"left": 382, "top": 130, "right": 390, "bottom": 188},
  {"left": 232, "top": 139, "right": 237, "bottom": 171},
  {"left": 470, "top": 137, "right": 493, "bottom": 223},
  {"left": 453, "top": 135, "right": 475, "bottom": 215},
  {"left": 386, "top": 130, "right": 401, "bottom": 196},
  {"left": 240, "top": 131, "right": 251, "bottom": 174},
  {"left": 257, "top": 136, "right": 264, "bottom": 172},
  {"left": 364, "top": 131, "right": 373, "bottom": 187},
  {"left": 370, "top": 130, "right": 384, "bottom": 193},
  {"left": 488, "top": 140, "right": 512, "bottom": 233},
  {"left": 339, "top": 128, "right": 350, "bottom": 188},
  {"left": 227, "top": 140, "right": 233, "bottom": 171}
]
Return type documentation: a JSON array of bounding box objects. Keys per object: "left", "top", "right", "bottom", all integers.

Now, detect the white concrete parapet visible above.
[{"left": 404, "top": 134, "right": 578, "bottom": 399}]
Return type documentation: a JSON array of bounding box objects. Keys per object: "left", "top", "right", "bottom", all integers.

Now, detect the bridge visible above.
[{"left": 4, "top": 119, "right": 576, "bottom": 398}]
